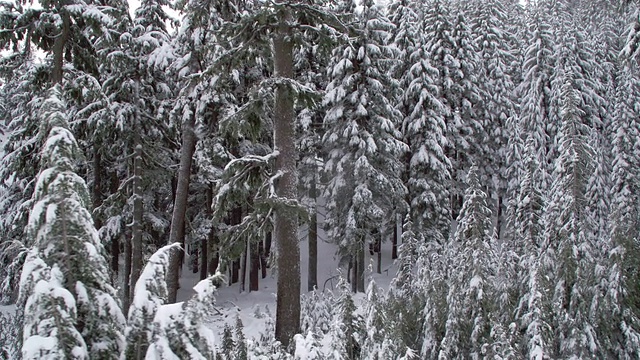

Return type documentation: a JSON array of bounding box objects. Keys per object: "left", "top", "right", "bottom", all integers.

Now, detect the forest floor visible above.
[{"left": 176, "top": 220, "right": 400, "bottom": 345}]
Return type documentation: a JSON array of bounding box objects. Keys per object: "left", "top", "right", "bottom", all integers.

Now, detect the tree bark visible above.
[
  {"left": 273, "top": 11, "right": 300, "bottom": 347},
  {"left": 110, "top": 172, "right": 120, "bottom": 276},
  {"left": 308, "top": 171, "right": 318, "bottom": 291},
  {"left": 130, "top": 145, "right": 143, "bottom": 304},
  {"left": 167, "top": 107, "right": 197, "bottom": 304},
  {"left": 200, "top": 185, "right": 213, "bottom": 280},
  {"left": 51, "top": 10, "right": 70, "bottom": 84},
  {"left": 357, "top": 241, "right": 365, "bottom": 292},
  {"left": 496, "top": 195, "right": 503, "bottom": 240},
  {"left": 392, "top": 212, "right": 398, "bottom": 260},
  {"left": 122, "top": 229, "right": 132, "bottom": 312},
  {"left": 250, "top": 239, "right": 260, "bottom": 291}
]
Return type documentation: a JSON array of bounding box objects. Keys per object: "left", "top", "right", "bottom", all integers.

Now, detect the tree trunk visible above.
[
  {"left": 241, "top": 242, "right": 248, "bottom": 292},
  {"left": 130, "top": 145, "right": 144, "bottom": 304},
  {"left": 308, "top": 171, "right": 318, "bottom": 291},
  {"left": 250, "top": 239, "right": 260, "bottom": 291},
  {"left": 92, "top": 146, "right": 102, "bottom": 229},
  {"left": 273, "top": 12, "right": 300, "bottom": 347},
  {"left": 122, "top": 229, "right": 132, "bottom": 312},
  {"left": 377, "top": 232, "right": 382, "bottom": 274},
  {"left": 200, "top": 185, "right": 213, "bottom": 280},
  {"left": 259, "top": 238, "right": 267, "bottom": 279},
  {"left": 392, "top": 212, "right": 398, "bottom": 260},
  {"left": 231, "top": 259, "right": 240, "bottom": 284},
  {"left": 167, "top": 107, "right": 197, "bottom": 304},
  {"left": 496, "top": 195, "right": 503, "bottom": 240},
  {"left": 110, "top": 172, "right": 120, "bottom": 277},
  {"left": 357, "top": 241, "right": 365, "bottom": 292},
  {"left": 51, "top": 11, "right": 70, "bottom": 84},
  {"left": 350, "top": 256, "right": 357, "bottom": 293}
]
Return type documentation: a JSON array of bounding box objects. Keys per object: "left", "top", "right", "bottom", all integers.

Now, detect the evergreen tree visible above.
[
  {"left": 18, "top": 87, "right": 125, "bottom": 359},
  {"left": 517, "top": 0, "right": 557, "bottom": 190},
  {"left": 323, "top": 0, "right": 406, "bottom": 292},
  {"left": 439, "top": 166, "right": 500, "bottom": 359},
  {"left": 545, "top": 70, "right": 600, "bottom": 358},
  {"left": 603, "top": 62, "right": 640, "bottom": 358},
  {"left": 401, "top": 5, "right": 451, "bottom": 238},
  {"left": 327, "top": 277, "right": 363, "bottom": 359}
]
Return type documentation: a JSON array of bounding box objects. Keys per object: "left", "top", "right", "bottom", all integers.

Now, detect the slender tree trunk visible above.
[
  {"left": 377, "top": 231, "right": 382, "bottom": 274},
  {"left": 350, "top": 256, "right": 357, "bottom": 293},
  {"left": 260, "top": 238, "right": 267, "bottom": 279},
  {"left": 51, "top": 11, "right": 70, "bottom": 84},
  {"left": 241, "top": 241, "right": 248, "bottom": 292},
  {"left": 123, "top": 229, "right": 132, "bottom": 312},
  {"left": 200, "top": 185, "right": 213, "bottom": 280},
  {"left": 357, "top": 241, "right": 365, "bottom": 292},
  {"left": 308, "top": 171, "right": 318, "bottom": 291},
  {"left": 496, "top": 195, "right": 503, "bottom": 240},
  {"left": 250, "top": 240, "right": 260, "bottom": 291},
  {"left": 167, "top": 108, "right": 197, "bottom": 303},
  {"left": 273, "top": 12, "right": 300, "bottom": 347},
  {"left": 231, "top": 260, "right": 240, "bottom": 284},
  {"left": 92, "top": 146, "right": 102, "bottom": 229},
  {"left": 392, "top": 212, "right": 398, "bottom": 260},
  {"left": 110, "top": 172, "right": 120, "bottom": 276},
  {"left": 130, "top": 145, "right": 143, "bottom": 303}
]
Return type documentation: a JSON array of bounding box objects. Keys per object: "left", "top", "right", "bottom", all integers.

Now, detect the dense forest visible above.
[{"left": 1, "top": 0, "right": 640, "bottom": 358}]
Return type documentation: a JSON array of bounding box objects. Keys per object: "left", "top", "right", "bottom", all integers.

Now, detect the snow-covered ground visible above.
[{"left": 175, "top": 215, "right": 399, "bottom": 344}]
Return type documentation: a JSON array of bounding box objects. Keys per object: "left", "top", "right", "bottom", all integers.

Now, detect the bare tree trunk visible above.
[
  {"left": 308, "top": 171, "right": 318, "bottom": 291},
  {"left": 200, "top": 185, "right": 213, "bottom": 280},
  {"left": 130, "top": 145, "right": 143, "bottom": 304},
  {"left": 357, "top": 241, "right": 365, "bottom": 292},
  {"left": 241, "top": 241, "right": 248, "bottom": 292},
  {"left": 250, "top": 240, "right": 260, "bottom": 291},
  {"left": 92, "top": 146, "right": 102, "bottom": 229},
  {"left": 496, "top": 195, "right": 503, "bottom": 240},
  {"left": 392, "top": 212, "right": 398, "bottom": 260},
  {"left": 123, "top": 229, "right": 132, "bottom": 312},
  {"left": 51, "top": 11, "right": 70, "bottom": 84},
  {"left": 377, "top": 232, "right": 382, "bottom": 274},
  {"left": 273, "top": 12, "right": 300, "bottom": 347},
  {"left": 350, "top": 256, "right": 357, "bottom": 293},
  {"left": 231, "top": 259, "right": 240, "bottom": 284},
  {"left": 167, "top": 108, "right": 197, "bottom": 303},
  {"left": 110, "top": 172, "right": 120, "bottom": 276}
]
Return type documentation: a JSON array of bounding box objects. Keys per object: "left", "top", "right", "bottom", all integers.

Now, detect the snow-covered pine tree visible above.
[
  {"left": 322, "top": 0, "right": 407, "bottom": 292},
  {"left": 293, "top": 331, "right": 323, "bottom": 359},
  {"left": 516, "top": 0, "right": 558, "bottom": 191},
  {"left": 122, "top": 243, "right": 178, "bottom": 359},
  {"left": 385, "top": 217, "right": 426, "bottom": 355},
  {"left": 361, "top": 278, "right": 387, "bottom": 359},
  {"left": 545, "top": 70, "right": 601, "bottom": 358},
  {"left": 0, "top": 58, "right": 49, "bottom": 304},
  {"left": 300, "top": 289, "right": 331, "bottom": 337},
  {"left": 470, "top": 0, "right": 519, "bottom": 235},
  {"left": 327, "top": 277, "right": 363, "bottom": 359},
  {"left": 422, "top": 0, "right": 483, "bottom": 216},
  {"left": 18, "top": 87, "right": 125, "bottom": 359},
  {"left": 513, "top": 135, "right": 553, "bottom": 359},
  {"left": 438, "top": 166, "right": 501, "bottom": 359},
  {"left": 98, "top": 0, "right": 177, "bottom": 310},
  {"left": 602, "top": 62, "right": 640, "bottom": 358},
  {"left": 144, "top": 276, "right": 218, "bottom": 359},
  {"left": 400, "top": 3, "right": 451, "bottom": 239}
]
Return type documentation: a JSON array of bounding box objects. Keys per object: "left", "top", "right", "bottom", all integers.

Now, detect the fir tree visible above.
[
  {"left": 323, "top": 0, "right": 406, "bottom": 292},
  {"left": 18, "top": 87, "right": 125, "bottom": 359},
  {"left": 439, "top": 166, "right": 499, "bottom": 359}
]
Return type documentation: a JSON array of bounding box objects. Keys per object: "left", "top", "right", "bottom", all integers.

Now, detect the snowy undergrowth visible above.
[{"left": 172, "top": 223, "right": 400, "bottom": 358}]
